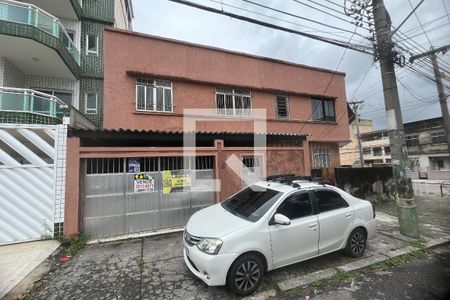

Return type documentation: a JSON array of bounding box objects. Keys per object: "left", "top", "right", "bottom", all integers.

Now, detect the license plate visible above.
[{"left": 185, "top": 245, "right": 190, "bottom": 257}]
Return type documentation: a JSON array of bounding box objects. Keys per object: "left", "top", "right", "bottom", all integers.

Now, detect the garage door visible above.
[
  {"left": 0, "top": 124, "right": 67, "bottom": 245},
  {"left": 82, "top": 156, "right": 216, "bottom": 238}
]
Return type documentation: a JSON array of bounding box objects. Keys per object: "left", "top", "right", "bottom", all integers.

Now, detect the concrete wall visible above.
[
  {"left": 340, "top": 119, "right": 373, "bottom": 166},
  {"left": 103, "top": 29, "right": 350, "bottom": 144}
]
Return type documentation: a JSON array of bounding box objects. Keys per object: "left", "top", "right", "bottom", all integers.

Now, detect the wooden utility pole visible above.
[
  {"left": 410, "top": 45, "right": 450, "bottom": 158},
  {"left": 372, "top": 0, "right": 418, "bottom": 238},
  {"left": 349, "top": 101, "right": 365, "bottom": 167}
]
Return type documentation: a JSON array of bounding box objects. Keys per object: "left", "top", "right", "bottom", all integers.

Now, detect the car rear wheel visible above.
[
  {"left": 345, "top": 228, "right": 367, "bottom": 258},
  {"left": 226, "top": 254, "right": 264, "bottom": 296}
]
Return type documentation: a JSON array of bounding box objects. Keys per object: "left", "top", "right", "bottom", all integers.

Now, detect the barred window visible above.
[
  {"left": 275, "top": 95, "right": 289, "bottom": 119},
  {"left": 373, "top": 147, "right": 382, "bottom": 156},
  {"left": 216, "top": 87, "right": 251, "bottom": 116},
  {"left": 313, "top": 148, "right": 331, "bottom": 168},
  {"left": 431, "top": 131, "right": 446, "bottom": 145},
  {"left": 406, "top": 134, "right": 419, "bottom": 147},
  {"left": 136, "top": 78, "right": 173, "bottom": 112}
]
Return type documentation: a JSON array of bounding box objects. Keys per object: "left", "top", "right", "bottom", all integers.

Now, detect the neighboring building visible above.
[
  {"left": 360, "top": 117, "right": 450, "bottom": 174},
  {"left": 0, "top": 0, "right": 133, "bottom": 245},
  {"left": 63, "top": 28, "right": 351, "bottom": 238},
  {"left": 340, "top": 119, "right": 373, "bottom": 166}
]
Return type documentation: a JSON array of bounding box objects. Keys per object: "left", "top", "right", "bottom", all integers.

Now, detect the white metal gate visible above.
[{"left": 0, "top": 124, "right": 67, "bottom": 245}]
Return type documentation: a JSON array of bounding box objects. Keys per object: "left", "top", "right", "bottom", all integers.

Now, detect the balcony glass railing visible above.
[
  {"left": 0, "top": 87, "right": 68, "bottom": 120},
  {"left": 0, "top": 0, "right": 80, "bottom": 64}
]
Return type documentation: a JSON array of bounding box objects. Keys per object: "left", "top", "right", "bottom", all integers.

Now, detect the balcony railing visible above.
[
  {"left": 0, "top": 87, "right": 68, "bottom": 120},
  {"left": 0, "top": 0, "right": 80, "bottom": 64}
]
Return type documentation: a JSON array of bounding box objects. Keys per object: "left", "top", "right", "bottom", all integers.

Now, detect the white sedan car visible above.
[{"left": 183, "top": 177, "right": 376, "bottom": 295}]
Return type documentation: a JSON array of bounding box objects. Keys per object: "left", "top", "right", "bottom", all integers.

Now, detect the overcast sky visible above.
[{"left": 131, "top": 0, "right": 450, "bottom": 129}]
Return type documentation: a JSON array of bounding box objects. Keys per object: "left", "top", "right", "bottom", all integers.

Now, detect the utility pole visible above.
[
  {"left": 372, "top": 0, "right": 418, "bottom": 238},
  {"left": 410, "top": 45, "right": 450, "bottom": 158},
  {"left": 349, "top": 101, "right": 365, "bottom": 167}
]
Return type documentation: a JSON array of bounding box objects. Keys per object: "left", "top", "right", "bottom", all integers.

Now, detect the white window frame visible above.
[
  {"left": 135, "top": 78, "right": 173, "bottom": 113},
  {"left": 86, "top": 34, "right": 98, "bottom": 56},
  {"left": 85, "top": 93, "right": 98, "bottom": 114},
  {"left": 275, "top": 95, "right": 289, "bottom": 119},
  {"left": 313, "top": 147, "right": 331, "bottom": 168},
  {"left": 215, "top": 87, "right": 252, "bottom": 117}
]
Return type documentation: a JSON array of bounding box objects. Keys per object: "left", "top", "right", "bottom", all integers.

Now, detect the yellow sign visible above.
[{"left": 162, "top": 170, "right": 192, "bottom": 194}]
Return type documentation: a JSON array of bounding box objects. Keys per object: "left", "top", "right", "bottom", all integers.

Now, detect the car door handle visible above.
[
  {"left": 345, "top": 212, "right": 353, "bottom": 217},
  {"left": 308, "top": 223, "right": 318, "bottom": 228}
]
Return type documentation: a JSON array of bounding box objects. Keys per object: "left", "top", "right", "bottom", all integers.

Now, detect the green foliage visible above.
[
  {"left": 330, "top": 270, "right": 357, "bottom": 284},
  {"left": 289, "top": 286, "right": 304, "bottom": 296},
  {"left": 58, "top": 234, "right": 88, "bottom": 257}
]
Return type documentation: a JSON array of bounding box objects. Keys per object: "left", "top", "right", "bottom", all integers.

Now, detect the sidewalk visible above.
[{"left": 0, "top": 240, "right": 60, "bottom": 299}]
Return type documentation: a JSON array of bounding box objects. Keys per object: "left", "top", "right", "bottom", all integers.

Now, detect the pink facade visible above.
[
  {"left": 63, "top": 28, "right": 350, "bottom": 237},
  {"left": 103, "top": 28, "right": 350, "bottom": 144}
]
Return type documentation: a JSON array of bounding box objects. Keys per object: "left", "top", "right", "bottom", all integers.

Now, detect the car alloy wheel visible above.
[
  {"left": 227, "top": 254, "right": 264, "bottom": 296},
  {"left": 350, "top": 231, "right": 365, "bottom": 255},
  {"left": 345, "top": 228, "right": 366, "bottom": 258},
  {"left": 234, "top": 260, "right": 261, "bottom": 292}
]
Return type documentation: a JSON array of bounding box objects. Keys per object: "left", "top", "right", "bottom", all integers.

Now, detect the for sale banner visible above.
[
  {"left": 134, "top": 173, "right": 154, "bottom": 193},
  {"left": 162, "top": 170, "right": 192, "bottom": 194}
]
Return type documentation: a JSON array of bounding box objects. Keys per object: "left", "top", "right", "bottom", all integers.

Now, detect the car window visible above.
[
  {"left": 314, "top": 190, "right": 349, "bottom": 213},
  {"left": 276, "top": 192, "right": 313, "bottom": 220},
  {"left": 221, "top": 186, "right": 283, "bottom": 222}
]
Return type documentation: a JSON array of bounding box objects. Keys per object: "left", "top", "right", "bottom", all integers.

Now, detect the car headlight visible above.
[{"left": 196, "top": 238, "right": 223, "bottom": 255}]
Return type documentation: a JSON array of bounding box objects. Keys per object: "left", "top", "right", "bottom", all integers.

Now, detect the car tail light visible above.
[{"left": 371, "top": 203, "right": 376, "bottom": 218}]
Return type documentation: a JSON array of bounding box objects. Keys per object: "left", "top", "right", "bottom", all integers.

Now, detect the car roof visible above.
[{"left": 253, "top": 180, "right": 322, "bottom": 193}]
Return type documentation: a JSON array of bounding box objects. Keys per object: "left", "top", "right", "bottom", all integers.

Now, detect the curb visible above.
[{"left": 275, "top": 235, "right": 450, "bottom": 293}]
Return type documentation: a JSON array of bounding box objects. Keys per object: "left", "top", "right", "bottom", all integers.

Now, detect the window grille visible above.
[
  {"left": 216, "top": 87, "right": 252, "bottom": 116},
  {"left": 431, "top": 131, "right": 446, "bottom": 144},
  {"left": 406, "top": 134, "right": 419, "bottom": 147},
  {"left": 136, "top": 78, "right": 173, "bottom": 112},
  {"left": 275, "top": 95, "right": 289, "bottom": 119}
]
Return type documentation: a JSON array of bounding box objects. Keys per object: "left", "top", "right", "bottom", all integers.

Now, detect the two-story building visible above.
[
  {"left": 359, "top": 117, "right": 449, "bottom": 176},
  {"left": 0, "top": 0, "right": 133, "bottom": 245},
  {"left": 63, "top": 28, "right": 351, "bottom": 239}
]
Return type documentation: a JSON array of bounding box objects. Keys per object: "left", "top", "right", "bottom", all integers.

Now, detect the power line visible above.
[
  {"left": 239, "top": 0, "right": 371, "bottom": 38},
  {"left": 166, "top": 0, "right": 374, "bottom": 54},
  {"left": 349, "top": 61, "right": 373, "bottom": 100}
]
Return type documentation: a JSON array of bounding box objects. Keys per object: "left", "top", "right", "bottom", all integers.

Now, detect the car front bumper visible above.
[{"left": 183, "top": 242, "right": 238, "bottom": 286}]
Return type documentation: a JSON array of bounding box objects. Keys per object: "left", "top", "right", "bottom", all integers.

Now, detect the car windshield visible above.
[{"left": 221, "top": 186, "right": 283, "bottom": 222}]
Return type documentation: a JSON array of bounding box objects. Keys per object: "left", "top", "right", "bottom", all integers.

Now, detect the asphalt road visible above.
[{"left": 310, "top": 244, "right": 450, "bottom": 300}]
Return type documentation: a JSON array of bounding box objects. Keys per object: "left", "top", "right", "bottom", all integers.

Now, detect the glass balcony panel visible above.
[
  {"left": 0, "top": 0, "right": 80, "bottom": 64},
  {"left": 0, "top": 88, "right": 65, "bottom": 120}
]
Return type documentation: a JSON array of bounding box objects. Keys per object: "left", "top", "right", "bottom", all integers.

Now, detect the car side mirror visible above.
[{"left": 274, "top": 213, "right": 291, "bottom": 225}]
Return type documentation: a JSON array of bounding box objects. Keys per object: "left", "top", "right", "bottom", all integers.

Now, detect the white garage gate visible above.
[{"left": 0, "top": 124, "right": 67, "bottom": 245}]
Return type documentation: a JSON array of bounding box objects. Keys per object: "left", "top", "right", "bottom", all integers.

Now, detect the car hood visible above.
[{"left": 186, "top": 203, "right": 251, "bottom": 238}]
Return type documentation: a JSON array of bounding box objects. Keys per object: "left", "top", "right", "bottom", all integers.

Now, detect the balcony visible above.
[
  {"left": 0, "top": 0, "right": 80, "bottom": 79},
  {"left": 24, "top": 0, "right": 83, "bottom": 20},
  {"left": 0, "top": 87, "right": 68, "bottom": 124}
]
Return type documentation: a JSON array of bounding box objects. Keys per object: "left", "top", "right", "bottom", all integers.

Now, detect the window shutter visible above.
[{"left": 276, "top": 96, "right": 288, "bottom": 118}]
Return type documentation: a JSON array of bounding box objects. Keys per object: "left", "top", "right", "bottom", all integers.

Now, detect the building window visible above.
[
  {"left": 313, "top": 148, "right": 331, "bottom": 168},
  {"left": 373, "top": 147, "right": 382, "bottom": 156},
  {"left": 406, "top": 134, "right": 419, "bottom": 147},
  {"left": 85, "top": 93, "right": 97, "bottom": 114},
  {"left": 363, "top": 148, "right": 371, "bottom": 155},
  {"left": 431, "top": 131, "right": 446, "bottom": 144},
  {"left": 312, "top": 98, "right": 335, "bottom": 122},
  {"left": 216, "top": 87, "right": 251, "bottom": 116},
  {"left": 384, "top": 146, "right": 391, "bottom": 155},
  {"left": 136, "top": 78, "right": 173, "bottom": 112},
  {"left": 36, "top": 89, "right": 72, "bottom": 106},
  {"left": 86, "top": 34, "right": 98, "bottom": 55},
  {"left": 275, "top": 95, "right": 289, "bottom": 119},
  {"left": 66, "top": 30, "right": 75, "bottom": 42}
]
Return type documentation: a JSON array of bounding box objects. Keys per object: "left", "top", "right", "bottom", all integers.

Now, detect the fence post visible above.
[
  {"left": 419, "top": 182, "right": 422, "bottom": 195},
  {"left": 441, "top": 183, "right": 443, "bottom": 198}
]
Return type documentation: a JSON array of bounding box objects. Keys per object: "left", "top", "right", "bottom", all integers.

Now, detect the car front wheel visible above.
[
  {"left": 226, "top": 254, "right": 264, "bottom": 296},
  {"left": 345, "top": 227, "right": 367, "bottom": 257}
]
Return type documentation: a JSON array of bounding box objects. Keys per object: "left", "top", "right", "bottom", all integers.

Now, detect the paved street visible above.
[
  {"left": 310, "top": 244, "right": 450, "bottom": 300},
  {"left": 24, "top": 195, "right": 450, "bottom": 299}
]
